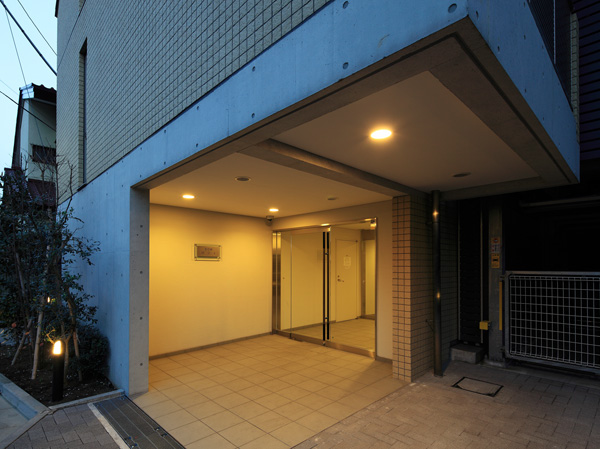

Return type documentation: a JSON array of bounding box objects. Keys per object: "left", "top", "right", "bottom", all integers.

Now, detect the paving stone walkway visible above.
[
  {"left": 4, "top": 360, "right": 600, "bottom": 448},
  {"left": 6, "top": 404, "right": 120, "bottom": 449},
  {"left": 296, "top": 361, "right": 600, "bottom": 449}
]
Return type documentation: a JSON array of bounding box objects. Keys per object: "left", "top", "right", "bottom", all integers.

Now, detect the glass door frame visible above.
[{"left": 272, "top": 220, "right": 377, "bottom": 358}]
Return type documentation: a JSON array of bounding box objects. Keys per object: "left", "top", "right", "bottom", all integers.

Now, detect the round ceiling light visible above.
[
  {"left": 370, "top": 129, "right": 392, "bottom": 140},
  {"left": 235, "top": 176, "right": 251, "bottom": 182},
  {"left": 182, "top": 194, "right": 195, "bottom": 199},
  {"left": 269, "top": 208, "right": 279, "bottom": 213}
]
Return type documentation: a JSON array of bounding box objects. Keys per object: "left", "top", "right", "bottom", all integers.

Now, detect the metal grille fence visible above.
[{"left": 505, "top": 272, "right": 600, "bottom": 372}]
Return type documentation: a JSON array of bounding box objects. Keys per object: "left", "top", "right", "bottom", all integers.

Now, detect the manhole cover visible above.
[{"left": 452, "top": 377, "right": 503, "bottom": 397}]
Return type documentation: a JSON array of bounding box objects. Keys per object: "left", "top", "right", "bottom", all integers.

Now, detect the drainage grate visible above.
[
  {"left": 94, "top": 395, "right": 184, "bottom": 449},
  {"left": 452, "top": 377, "right": 503, "bottom": 397}
]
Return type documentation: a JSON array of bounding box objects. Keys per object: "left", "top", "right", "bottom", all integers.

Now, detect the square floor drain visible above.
[{"left": 452, "top": 377, "right": 503, "bottom": 397}]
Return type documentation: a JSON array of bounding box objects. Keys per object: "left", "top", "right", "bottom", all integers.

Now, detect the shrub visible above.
[{"left": 70, "top": 325, "right": 109, "bottom": 380}]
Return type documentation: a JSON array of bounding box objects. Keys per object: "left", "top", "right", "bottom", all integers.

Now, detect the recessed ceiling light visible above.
[
  {"left": 235, "top": 176, "right": 251, "bottom": 182},
  {"left": 182, "top": 194, "right": 195, "bottom": 199},
  {"left": 269, "top": 208, "right": 279, "bottom": 213},
  {"left": 452, "top": 172, "right": 471, "bottom": 178},
  {"left": 321, "top": 223, "right": 330, "bottom": 227},
  {"left": 370, "top": 129, "right": 392, "bottom": 140}
]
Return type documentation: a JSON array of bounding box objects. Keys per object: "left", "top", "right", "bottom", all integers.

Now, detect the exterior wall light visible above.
[
  {"left": 370, "top": 129, "right": 392, "bottom": 139},
  {"left": 52, "top": 340, "right": 64, "bottom": 401}
]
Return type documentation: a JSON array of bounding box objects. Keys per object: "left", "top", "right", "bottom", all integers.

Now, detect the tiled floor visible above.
[
  {"left": 293, "top": 318, "right": 375, "bottom": 352},
  {"left": 134, "top": 335, "right": 402, "bottom": 448}
]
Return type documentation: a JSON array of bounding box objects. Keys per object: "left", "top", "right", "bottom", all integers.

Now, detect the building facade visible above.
[{"left": 56, "top": 1, "right": 580, "bottom": 395}]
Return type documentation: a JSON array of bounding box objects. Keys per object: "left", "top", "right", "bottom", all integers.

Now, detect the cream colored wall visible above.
[
  {"left": 273, "top": 201, "right": 393, "bottom": 359},
  {"left": 149, "top": 204, "right": 272, "bottom": 357}
]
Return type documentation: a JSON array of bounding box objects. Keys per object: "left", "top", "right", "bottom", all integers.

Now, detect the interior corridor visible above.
[{"left": 133, "top": 335, "right": 402, "bottom": 448}]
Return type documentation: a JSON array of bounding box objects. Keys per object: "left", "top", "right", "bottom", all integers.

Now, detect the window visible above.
[
  {"left": 79, "top": 40, "right": 87, "bottom": 185},
  {"left": 31, "top": 145, "right": 57, "bottom": 165}
]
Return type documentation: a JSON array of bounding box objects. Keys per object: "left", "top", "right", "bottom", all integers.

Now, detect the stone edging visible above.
[{"left": 0, "top": 372, "right": 124, "bottom": 449}]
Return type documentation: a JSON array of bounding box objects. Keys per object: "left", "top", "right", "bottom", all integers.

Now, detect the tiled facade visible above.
[
  {"left": 56, "top": 0, "right": 332, "bottom": 194},
  {"left": 392, "top": 195, "right": 458, "bottom": 381},
  {"left": 392, "top": 195, "right": 433, "bottom": 382}
]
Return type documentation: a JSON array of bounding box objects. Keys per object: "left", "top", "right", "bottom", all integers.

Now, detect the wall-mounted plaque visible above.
[{"left": 194, "top": 244, "right": 221, "bottom": 261}]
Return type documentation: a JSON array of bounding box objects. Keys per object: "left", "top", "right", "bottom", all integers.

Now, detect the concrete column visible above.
[{"left": 128, "top": 188, "right": 149, "bottom": 395}]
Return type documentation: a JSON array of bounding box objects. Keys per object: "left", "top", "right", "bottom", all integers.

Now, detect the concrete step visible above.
[{"left": 451, "top": 344, "right": 485, "bottom": 364}]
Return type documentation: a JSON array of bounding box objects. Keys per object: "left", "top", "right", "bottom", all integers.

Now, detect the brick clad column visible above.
[{"left": 392, "top": 195, "right": 433, "bottom": 382}]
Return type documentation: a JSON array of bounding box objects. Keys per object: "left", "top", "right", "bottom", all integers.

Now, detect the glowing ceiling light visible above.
[
  {"left": 370, "top": 129, "right": 392, "bottom": 140},
  {"left": 269, "top": 208, "right": 279, "bottom": 213},
  {"left": 182, "top": 194, "right": 195, "bottom": 199}
]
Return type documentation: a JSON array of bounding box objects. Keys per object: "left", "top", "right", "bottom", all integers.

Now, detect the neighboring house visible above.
[
  {"left": 55, "top": 1, "right": 583, "bottom": 395},
  {"left": 2, "top": 84, "right": 57, "bottom": 207}
]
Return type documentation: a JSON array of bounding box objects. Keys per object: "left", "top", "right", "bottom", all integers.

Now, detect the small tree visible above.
[{"left": 0, "top": 166, "right": 99, "bottom": 380}]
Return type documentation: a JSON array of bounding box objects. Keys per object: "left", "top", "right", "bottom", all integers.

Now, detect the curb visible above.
[
  {"left": 0, "top": 373, "right": 123, "bottom": 449},
  {"left": 0, "top": 373, "right": 47, "bottom": 420}
]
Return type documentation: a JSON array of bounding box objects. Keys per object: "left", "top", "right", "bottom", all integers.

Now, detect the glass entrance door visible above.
[
  {"left": 273, "top": 220, "right": 376, "bottom": 357},
  {"left": 273, "top": 228, "right": 329, "bottom": 344}
]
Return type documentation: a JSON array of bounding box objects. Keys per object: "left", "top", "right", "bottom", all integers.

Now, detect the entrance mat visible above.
[
  {"left": 95, "top": 395, "right": 184, "bottom": 448},
  {"left": 452, "top": 376, "right": 503, "bottom": 397}
]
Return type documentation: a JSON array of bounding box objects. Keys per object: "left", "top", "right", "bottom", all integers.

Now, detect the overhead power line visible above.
[
  {"left": 0, "top": 0, "right": 56, "bottom": 76},
  {"left": 16, "top": 0, "right": 56, "bottom": 56}
]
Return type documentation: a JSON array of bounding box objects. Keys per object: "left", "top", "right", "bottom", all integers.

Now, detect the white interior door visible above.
[{"left": 335, "top": 239, "right": 358, "bottom": 322}]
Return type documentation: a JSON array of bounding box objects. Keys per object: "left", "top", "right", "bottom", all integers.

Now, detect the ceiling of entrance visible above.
[{"left": 150, "top": 71, "right": 537, "bottom": 218}]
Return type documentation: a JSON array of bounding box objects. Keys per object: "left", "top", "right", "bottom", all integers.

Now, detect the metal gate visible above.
[{"left": 505, "top": 271, "right": 600, "bottom": 372}]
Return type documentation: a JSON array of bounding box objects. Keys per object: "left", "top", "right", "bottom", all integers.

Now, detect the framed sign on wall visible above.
[{"left": 194, "top": 244, "right": 221, "bottom": 261}]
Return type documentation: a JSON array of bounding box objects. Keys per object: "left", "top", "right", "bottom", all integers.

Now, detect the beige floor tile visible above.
[
  {"left": 297, "top": 378, "right": 328, "bottom": 393},
  {"left": 188, "top": 378, "right": 219, "bottom": 391},
  {"left": 201, "top": 410, "right": 244, "bottom": 432},
  {"left": 277, "top": 385, "right": 311, "bottom": 401},
  {"left": 161, "top": 384, "right": 195, "bottom": 400},
  {"left": 132, "top": 390, "right": 168, "bottom": 408},
  {"left": 169, "top": 420, "right": 214, "bottom": 445},
  {"left": 248, "top": 410, "right": 293, "bottom": 433},
  {"left": 272, "top": 401, "right": 312, "bottom": 421},
  {"left": 318, "top": 401, "right": 355, "bottom": 420},
  {"left": 230, "top": 401, "right": 270, "bottom": 419},
  {"left": 240, "top": 433, "right": 289, "bottom": 449},
  {"left": 213, "top": 392, "right": 250, "bottom": 408},
  {"left": 187, "top": 432, "right": 236, "bottom": 449},
  {"left": 152, "top": 377, "right": 183, "bottom": 391},
  {"left": 220, "top": 421, "right": 266, "bottom": 447},
  {"left": 172, "top": 392, "right": 210, "bottom": 409},
  {"left": 296, "top": 410, "right": 340, "bottom": 432},
  {"left": 174, "top": 372, "right": 205, "bottom": 384},
  {"left": 245, "top": 372, "right": 274, "bottom": 384},
  {"left": 163, "top": 366, "right": 195, "bottom": 377},
  {"left": 318, "top": 385, "right": 349, "bottom": 401},
  {"left": 143, "top": 399, "right": 182, "bottom": 419},
  {"left": 149, "top": 370, "right": 172, "bottom": 383},
  {"left": 222, "top": 378, "right": 255, "bottom": 392},
  {"left": 279, "top": 372, "right": 309, "bottom": 385},
  {"left": 238, "top": 385, "right": 272, "bottom": 400},
  {"left": 296, "top": 392, "right": 333, "bottom": 410},
  {"left": 155, "top": 409, "right": 197, "bottom": 431},
  {"left": 269, "top": 421, "right": 315, "bottom": 447},
  {"left": 337, "top": 392, "right": 376, "bottom": 410},
  {"left": 187, "top": 400, "right": 226, "bottom": 419},
  {"left": 199, "top": 385, "right": 233, "bottom": 400},
  {"left": 255, "top": 392, "right": 291, "bottom": 410}
]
